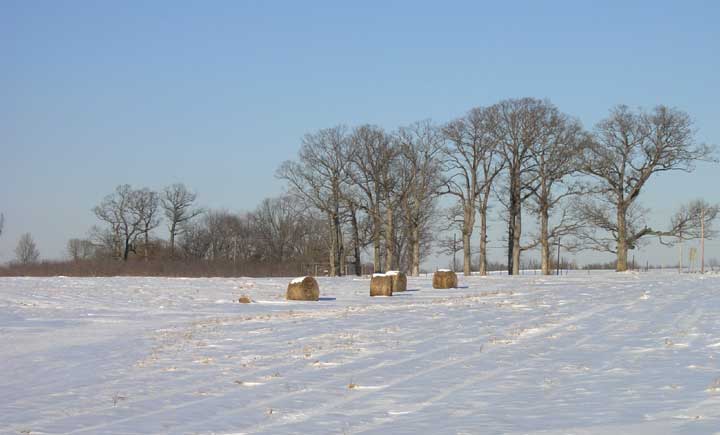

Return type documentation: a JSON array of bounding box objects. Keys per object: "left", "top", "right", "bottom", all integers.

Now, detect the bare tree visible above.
[
  {"left": 487, "top": 98, "right": 553, "bottom": 275},
  {"left": 15, "top": 232, "right": 40, "bottom": 264},
  {"left": 342, "top": 189, "right": 367, "bottom": 276},
  {"left": 579, "top": 105, "right": 715, "bottom": 271},
  {"left": 526, "top": 108, "right": 587, "bottom": 274},
  {"left": 0, "top": 213, "right": 4, "bottom": 239},
  {"left": 135, "top": 188, "right": 160, "bottom": 261},
  {"left": 443, "top": 107, "right": 504, "bottom": 276},
  {"left": 178, "top": 219, "right": 212, "bottom": 260},
  {"left": 382, "top": 144, "right": 403, "bottom": 272},
  {"left": 348, "top": 125, "right": 397, "bottom": 272},
  {"left": 93, "top": 185, "right": 151, "bottom": 261},
  {"left": 665, "top": 200, "right": 719, "bottom": 240},
  {"left": 251, "top": 196, "right": 305, "bottom": 263},
  {"left": 277, "top": 126, "right": 351, "bottom": 276},
  {"left": 662, "top": 200, "right": 719, "bottom": 273},
  {"left": 396, "top": 120, "right": 444, "bottom": 276},
  {"left": 203, "top": 210, "right": 245, "bottom": 262},
  {"left": 161, "top": 183, "right": 203, "bottom": 257},
  {"left": 436, "top": 232, "right": 462, "bottom": 272}
]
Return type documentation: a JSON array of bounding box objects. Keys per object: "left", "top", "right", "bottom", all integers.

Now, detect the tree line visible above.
[
  {"left": 277, "top": 98, "right": 716, "bottom": 276},
  {"left": 2, "top": 97, "right": 716, "bottom": 276}
]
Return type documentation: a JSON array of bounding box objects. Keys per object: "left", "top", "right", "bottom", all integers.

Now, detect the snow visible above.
[
  {"left": 290, "top": 277, "right": 308, "bottom": 284},
  {"left": 437, "top": 269, "right": 452, "bottom": 272},
  {"left": 2, "top": 272, "right": 720, "bottom": 434},
  {"left": 385, "top": 271, "right": 399, "bottom": 276},
  {"left": 372, "top": 273, "right": 386, "bottom": 277}
]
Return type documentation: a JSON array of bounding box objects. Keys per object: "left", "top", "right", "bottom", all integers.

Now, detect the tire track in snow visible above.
[
  {"left": 347, "top": 288, "right": 687, "bottom": 434},
  {"left": 242, "top": 300, "right": 617, "bottom": 434},
  {"left": 10, "top": 302, "right": 441, "bottom": 431},
  {"left": 56, "top": 291, "right": 529, "bottom": 435},
  {"left": 180, "top": 291, "right": 599, "bottom": 433},
  {"left": 34, "top": 291, "right": 517, "bottom": 434}
]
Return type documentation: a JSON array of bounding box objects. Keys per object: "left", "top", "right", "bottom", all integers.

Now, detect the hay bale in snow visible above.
[
  {"left": 286, "top": 276, "right": 320, "bottom": 301},
  {"left": 238, "top": 295, "right": 253, "bottom": 304},
  {"left": 370, "top": 274, "right": 393, "bottom": 297},
  {"left": 433, "top": 269, "right": 458, "bottom": 289},
  {"left": 386, "top": 270, "right": 407, "bottom": 292}
]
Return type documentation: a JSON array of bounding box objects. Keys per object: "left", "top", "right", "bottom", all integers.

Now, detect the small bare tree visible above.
[
  {"left": 15, "top": 232, "right": 40, "bottom": 264},
  {"left": 93, "top": 185, "right": 152, "bottom": 261},
  {"left": 579, "top": 105, "right": 715, "bottom": 271},
  {"left": 0, "top": 213, "right": 4, "bottom": 239},
  {"left": 662, "top": 200, "right": 719, "bottom": 273},
  {"left": 161, "top": 183, "right": 203, "bottom": 257},
  {"left": 135, "top": 188, "right": 160, "bottom": 261}
]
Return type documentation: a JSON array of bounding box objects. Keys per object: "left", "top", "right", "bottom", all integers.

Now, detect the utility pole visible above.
[
  {"left": 679, "top": 229, "right": 683, "bottom": 274},
  {"left": 701, "top": 205, "right": 706, "bottom": 274}
]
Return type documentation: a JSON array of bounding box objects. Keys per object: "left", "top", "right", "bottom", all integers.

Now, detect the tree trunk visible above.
[
  {"left": 329, "top": 214, "right": 337, "bottom": 276},
  {"left": 507, "top": 216, "right": 514, "bottom": 274},
  {"left": 335, "top": 210, "right": 343, "bottom": 277},
  {"left": 169, "top": 221, "right": 177, "bottom": 258},
  {"left": 462, "top": 201, "right": 475, "bottom": 276},
  {"left": 507, "top": 173, "right": 518, "bottom": 275},
  {"left": 338, "top": 229, "right": 345, "bottom": 277},
  {"left": 372, "top": 208, "right": 381, "bottom": 273},
  {"left": 385, "top": 205, "right": 394, "bottom": 271},
  {"left": 144, "top": 230, "right": 150, "bottom": 262},
  {"left": 540, "top": 206, "right": 550, "bottom": 275},
  {"left": 512, "top": 210, "right": 521, "bottom": 275},
  {"left": 462, "top": 231, "right": 472, "bottom": 276},
  {"left": 616, "top": 206, "right": 628, "bottom": 272},
  {"left": 123, "top": 237, "right": 131, "bottom": 261},
  {"left": 411, "top": 226, "right": 421, "bottom": 277},
  {"left": 479, "top": 192, "right": 490, "bottom": 276},
  {"left": 350, "top": 207, "right": 362, "bottom": 276}
]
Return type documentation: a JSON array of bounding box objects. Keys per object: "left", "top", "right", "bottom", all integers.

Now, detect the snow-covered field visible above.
[{"left": 1, "top": 272, "right": 719, "bottom": 434}]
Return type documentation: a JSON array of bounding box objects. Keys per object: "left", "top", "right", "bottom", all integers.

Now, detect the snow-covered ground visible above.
[{"left": 1, "top": 272, "right": 719, "bottom": 434}]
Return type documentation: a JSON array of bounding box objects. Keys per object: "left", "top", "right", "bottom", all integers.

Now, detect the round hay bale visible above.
[
  {"left": 432, "top": 269, "right": 458, "bottom": 289},
  {"left": 286, "top": 276, "right": 320, "bottom": 301},
  {"left": 238, "top": 295, "right": 253, "bottom": 304},
  {"left": 370, "top": 274, "right": 393, "bottom": 297},
  {"left": 386, "top": 270, "right": 407, "bottom": 292}
]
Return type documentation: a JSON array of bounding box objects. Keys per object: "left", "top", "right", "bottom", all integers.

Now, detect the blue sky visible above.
[{"left": 1, "top": 0, "right": 718, "bottom": 266}]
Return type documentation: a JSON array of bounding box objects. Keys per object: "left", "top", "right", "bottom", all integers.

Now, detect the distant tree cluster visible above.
[
  {"left": 178, "top": 197, "right": 329, "bottom": 268},
  {"left": 68, "top": 183, "right": 330, "bottom": 275}
]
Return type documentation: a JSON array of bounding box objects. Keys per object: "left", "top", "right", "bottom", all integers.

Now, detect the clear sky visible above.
[{"left": 1, "top": 0, "right": 719, "bottom": 266}]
